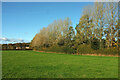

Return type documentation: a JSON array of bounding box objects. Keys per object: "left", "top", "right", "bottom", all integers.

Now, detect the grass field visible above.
[{"left": 2, "top": 50, "right": 118, "bottom": 78}]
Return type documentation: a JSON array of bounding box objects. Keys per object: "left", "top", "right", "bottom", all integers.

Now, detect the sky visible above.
[{"left": 1, "top": 2, "right": 94, "bottom": 44}]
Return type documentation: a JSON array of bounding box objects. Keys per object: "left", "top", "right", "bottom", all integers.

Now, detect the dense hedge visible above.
[
  {"left": 33, "top": 44, "right": 118, "bottom": 56},
  {"left": 95, "top": 48, "right": 118, "bottom": 55}
]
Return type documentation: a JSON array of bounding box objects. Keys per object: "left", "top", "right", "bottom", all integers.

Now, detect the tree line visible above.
[
  {"left": 1, "top": 43, "right": 31, "bottom": 50},
  {"left": 30, "top": 2, "right": 119, "bottom": 55}
]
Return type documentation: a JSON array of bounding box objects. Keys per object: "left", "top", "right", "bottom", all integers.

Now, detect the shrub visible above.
[
  {"left": 63, "top": 46, "right": 76, "bottom": 54},
  {"left": 57, "top": 39, "right": 64, "bottom": 46},
  {"left": 77, "top": 44, "right": 94, "bottom": 54},
  {"left": 33, "top": 46, "right": 39, "bottom": 50},
  {"left": 45, "top": 45, "right": 64, "bottom": 53},
  {"left": 38, "top": 47, "right": 46, "bottom": 51},
  {"left": 91, "top": 38, "right": 100, "bottom": 50},
  {"left": 95, "top": 47, "right": 118, "bottom": 55}
]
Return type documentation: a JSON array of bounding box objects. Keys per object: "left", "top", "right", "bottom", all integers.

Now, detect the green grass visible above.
[{"left": 2, "top": 50, "right": 118, "bottom": 78}]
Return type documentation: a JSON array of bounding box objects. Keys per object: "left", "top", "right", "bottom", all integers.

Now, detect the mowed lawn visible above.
[{"left": 2, "top": 50, "right": 118, "bottom": 78}]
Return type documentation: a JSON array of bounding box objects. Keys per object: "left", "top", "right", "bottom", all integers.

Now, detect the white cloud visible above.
[
  {"left": 0, "top": 37, "right": 9, "bottom": 41},
  {"left": 0, "top": 37, "right": 25, "bottom": 43}
]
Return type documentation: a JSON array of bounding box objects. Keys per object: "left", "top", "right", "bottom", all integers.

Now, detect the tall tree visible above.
[
  {"left": 65, "top": 26, "right": 75, "bottom": 47},
  {"left": 104, "top": 2, "right": 118, "bottom": 47}
]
